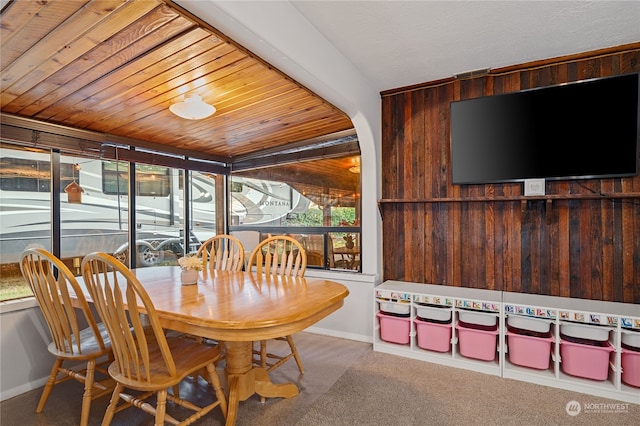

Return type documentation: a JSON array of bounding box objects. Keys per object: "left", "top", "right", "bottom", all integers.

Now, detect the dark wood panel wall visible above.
[{"left": 380, "top": 44, "right": 640, "bottom": 304}]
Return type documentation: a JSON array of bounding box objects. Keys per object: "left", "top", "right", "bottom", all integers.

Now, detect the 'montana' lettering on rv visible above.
[{"left": 258, "top": 200, "right": 290, "bottom": 207}]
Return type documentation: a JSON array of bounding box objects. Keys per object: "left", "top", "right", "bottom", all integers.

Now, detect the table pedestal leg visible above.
[
  {"left": 224, "top": 342, "right": 256, "bottom": 402},
  {"left": 223, "top": 341, "right": 299, "bottom": 426},
  {"left": 254, "top": 368, "right": 298, "bottom": 398}
]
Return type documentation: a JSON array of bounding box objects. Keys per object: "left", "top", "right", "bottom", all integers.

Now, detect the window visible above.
[
  {"left": 0, "top": 145, "right": 222, "bottom": 301},
  {"left": 0, "top": 137, "right": 359, "bottom": 303},
  {"left": 60, "top": 155, "right": 128, "bottom": 267},
  {"left": 189, "top": 171, "right": 218, "bottom": 243},
  {"left": 0, "top": 145, "right": 52, "bottom": 300},
  {"left": 102, "top": 161, "right": 171, "bottom": 197},
  {"left": 0, "top": 156, "right": 75, "bottom": 192},
  {"left": 230, "top": 154, "right": 361, "bottom": 271}
]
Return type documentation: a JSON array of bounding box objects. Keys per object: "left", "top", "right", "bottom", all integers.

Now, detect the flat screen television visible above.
[{"left": 449, "top": 73, "right": 640, "bottom": 185}]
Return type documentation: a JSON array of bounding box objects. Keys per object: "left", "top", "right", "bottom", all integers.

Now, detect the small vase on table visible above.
[
  {"left": 177, "top": 255, "right": 202, "bottom": 285},
  {"left": 180, "top": 269, "right": 199, "bottom": 285}
]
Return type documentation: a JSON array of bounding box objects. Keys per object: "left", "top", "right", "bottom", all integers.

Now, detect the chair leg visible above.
[
  {"left": 217, "top": 341, "right": 226, "bottom": 364},
  {"left": 258, "top": 340, "right": 269, "bottom": 403},
  {"left": 36, "top": 358, "right": 62, "bottom": 413},
  {"left": 205, "top": 363, "right": 227, "bottom": 418},
  {"left": 79, "top": 359, "right": 96, "bottom": 426},
  {"left": 101, "top": 383, "right": 122, "bottom": 426},
  {"left": 155, "top": 389, "right": 167, "bottom": 425},
  {"left": 286, "top": 335, "right": 305, "bottom": 373},
  {"left": 260, "top": 340, "right": 268, "bottom": 368}
]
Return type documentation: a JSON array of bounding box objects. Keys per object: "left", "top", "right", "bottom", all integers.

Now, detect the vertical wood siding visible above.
[{"left": 381, "top": 46, "right": 640, "bottom": 304}]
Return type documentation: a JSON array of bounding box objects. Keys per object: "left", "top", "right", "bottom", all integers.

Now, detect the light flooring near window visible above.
[{"left": 2, "top": 333, "right": 638, "bottom": 425}]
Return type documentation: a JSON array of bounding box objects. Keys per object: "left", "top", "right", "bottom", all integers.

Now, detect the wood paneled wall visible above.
[{"left": 380, "top": 44, "right": 640, "bottom": 304}]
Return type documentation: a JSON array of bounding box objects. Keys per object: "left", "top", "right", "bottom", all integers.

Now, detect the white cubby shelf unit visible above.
[
  {"left": 374, "top": 281, "right": 640, "bottom": 404},
  {"left": 374, "top": 281, "right": 502, "bottom": 377}
]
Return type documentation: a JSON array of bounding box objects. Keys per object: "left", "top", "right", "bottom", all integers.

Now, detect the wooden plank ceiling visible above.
[{"left": 0, "top": 0, "right": 357, "bottom": 163}]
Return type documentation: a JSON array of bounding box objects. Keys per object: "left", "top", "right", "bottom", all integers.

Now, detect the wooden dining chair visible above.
[
  {"left": 19, "top": 248, "right": 114, "bottom": 426},
  {"left": 81, "top": 252, "right": 227, "bottom": 425},
  {"left": 196, "top": 234, "right": 245, "bottom": 272},
  {"left": 247, "top": 235, "right": 307, "bottom": 374},
  {"left": 192, "top": 234, "right": 245, "bottom": 348}
]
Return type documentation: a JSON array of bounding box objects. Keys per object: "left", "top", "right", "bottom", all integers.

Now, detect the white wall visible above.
[
  {"left": 0, "top": 299, "right": 52, "bottom": 401},
  {"left": 304, "top": 270, "right": 376, "bottom": 342}
]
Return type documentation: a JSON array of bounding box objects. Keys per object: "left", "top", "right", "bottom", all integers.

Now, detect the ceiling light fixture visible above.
[
  {"left": 348, "top": 157, "right": 361, "bottom": 174},
  {"left": 169, "top": 94, "right": 216, "bottom": 120}
]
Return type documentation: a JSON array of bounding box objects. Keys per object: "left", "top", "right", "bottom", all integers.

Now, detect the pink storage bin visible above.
[
  {"left": 456, "top": 323, "right": 498, "bottom": 361},
  {"left": 560, "top": 339, "right": 614, "bottom": 381},
  {"left": 621, "top": 348, "right": 640, "bottom": 388},
  {"left": 377, "top": 312, "right": 410, "bottom": 345},
  {"left": 506, "top": 331, "right": 553, "bottom": 370},
  {"left": 415, "top": 319, "right": 451, "bottom": 352}
]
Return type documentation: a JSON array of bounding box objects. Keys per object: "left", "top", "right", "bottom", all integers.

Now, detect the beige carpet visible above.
[
  {"left": 3, "top": 334, "right": 638, "bottom": 425},
  {"left": 297, "top": 350, "right": 640, "bottom": 426}
]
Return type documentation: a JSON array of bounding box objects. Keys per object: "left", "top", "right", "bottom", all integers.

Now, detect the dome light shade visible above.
[
  {"left": 169, "top": 94, "right": 216, "bottom": 120},
  {"left": 348, "top": 157, "right": 361, "bottom": 174}
]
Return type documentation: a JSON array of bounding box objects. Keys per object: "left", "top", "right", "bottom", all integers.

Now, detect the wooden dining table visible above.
[{"left": 76, "top": 265, "right": 348, "bottom": 426}]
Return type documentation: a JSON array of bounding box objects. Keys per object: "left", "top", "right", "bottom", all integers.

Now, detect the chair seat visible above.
[
  {"left": 107, "top": 336, "right": 223, "bottom": 391},
  {"left": 47, "top": 322, "right": 111, "bottom": 360}
]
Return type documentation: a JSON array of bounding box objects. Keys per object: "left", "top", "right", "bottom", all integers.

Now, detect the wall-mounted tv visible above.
[{"left": 449, "top": 73, "right": 640, "bottom": 185}]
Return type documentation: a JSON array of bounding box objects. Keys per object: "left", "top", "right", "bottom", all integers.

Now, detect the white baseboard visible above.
[
  {"left": 0, "top": 376, "right": 48, "bottom": 402},
  {"left": 305, "top": 326, "right": 372, "bottom": 343}
]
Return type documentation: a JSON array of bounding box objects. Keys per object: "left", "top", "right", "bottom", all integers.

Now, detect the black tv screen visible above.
[{"left": 450, "top": 73, "right": 640, "bottom": 185}]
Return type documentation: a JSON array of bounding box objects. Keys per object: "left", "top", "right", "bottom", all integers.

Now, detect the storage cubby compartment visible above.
[
  {"left": 456, "top": 309, "right": 499, "bottom": 361},
  {"left": 376, "top": 312, "right": 411, "bottom": 345},
  {"left": 414, "top": 303, "right": 452, "bottom": 353},
  {"left": 505, "top": 315, "right": 553, "bottom": 370}
]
